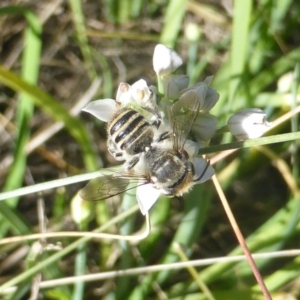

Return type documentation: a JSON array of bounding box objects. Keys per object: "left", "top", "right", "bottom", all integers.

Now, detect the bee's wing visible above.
[
  {"left": 79, "top": 175, "right": 144, "bottom": 201},
  {"left": 170, "top": 89, "right": 200, "bottom": 150}
]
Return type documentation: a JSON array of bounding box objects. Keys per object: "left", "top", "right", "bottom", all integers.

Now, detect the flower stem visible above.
[{"left": 198, "top": 131, "right": 300, "bottom": 155}]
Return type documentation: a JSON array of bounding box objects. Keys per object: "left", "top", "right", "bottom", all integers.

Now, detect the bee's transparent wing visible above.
[
  {"left": 170, "top": 89, "right": 200, "bottom": 150},
  {"left": 80, "top": 175, "right": 138, "bottom": 201}
]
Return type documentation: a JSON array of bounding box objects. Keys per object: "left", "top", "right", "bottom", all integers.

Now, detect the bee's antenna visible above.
[{"left": 193, "top": 160, "right": 211, "bottom": 182}]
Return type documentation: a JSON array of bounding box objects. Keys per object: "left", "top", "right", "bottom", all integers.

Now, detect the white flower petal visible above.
[
  {"left": 203, "top": 87, "right": 219, "bottom": 112},
  {"left": 131, "top": 79, "right": 152, "bottom": 106},
  {"left": 180, "top": 83, "right": 207, "bottom": 111},
  {"left": 184, "top": 140, "right": 199, "bottom": 157},
  {"left": 136, "top": 184, "right": 161, "bottom": 215},
  {"left": 131, "top": 79, "right": 148, "bottom": 90},
  {"left": 180, "top": 81, "right": 219, "bottom": 112},
  {"left": 193, "top": 157, "right": 215, "bottom": 183},
  {"left": 82, "top": 99, "right": 117, "bottom": 122},
  {"left": 153, "top": 44, "right": 183, "bottom": 76},
  {"left": 162, "top": 76, "right": 180, "bottom": 100},
  {"left": 193, "top": 113, "right": 218, "bottom": 141},
  {"left": 162, "top": 75, "right": 189, "bottom": 100}
]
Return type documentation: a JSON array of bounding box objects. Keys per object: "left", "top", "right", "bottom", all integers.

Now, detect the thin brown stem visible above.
[{"left": 212, "top": 175, "right": 272, "bottom": 300}]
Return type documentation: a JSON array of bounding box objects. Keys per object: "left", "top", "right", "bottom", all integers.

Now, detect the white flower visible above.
[
  {"left": 170, "top": 78, "right": 219, "bottom": 141},
  {"left": 116, "top": 80, "right": 154, "bottom": 107},
  {"left": 179, "top": 78, "right": 219, "bottom": 113},
  {"left": 153, "top": 44, "right": 183, "bottom": 76},
  {"left": 131, "top": 80, "right": 153, "bottom": 105},
  {"left": 115, "top": 82, "right": 132, "bottom": 106},
  {"left": 227, "top": 109, "right": 270, "bottom": 140}
]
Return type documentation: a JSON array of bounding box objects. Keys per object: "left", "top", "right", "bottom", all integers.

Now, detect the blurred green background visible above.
[{"left": 0, "top": 0, "right": 300, "bottom": 299}]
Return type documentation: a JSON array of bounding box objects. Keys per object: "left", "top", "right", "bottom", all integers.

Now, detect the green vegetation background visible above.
[{"left": 0, "top": 0, "right": 299, "bottom": 299}]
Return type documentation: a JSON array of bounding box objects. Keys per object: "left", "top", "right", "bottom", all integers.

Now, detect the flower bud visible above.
[
  {"left": 71, "top": 192, "right": 93, "bottom": 225},
  {"left": 131, "top": 79, "right": 152, "bottom": 106},
  {"left": 227, "top": 109, "right": 270, "bottom": 140},
  {"left": 277, "top": 72, "right": 293, "bottom": 93},
  {"left": 180, "top": 79, "right": 219, "bottom": 113},
  {"left": 161, "top": 75, "right": 189, "bottom": 99},
  {"left": 116, "top": 82, "right": 133, "bottom": 106},
  {"left": 185, "top": 22, "right": 201, "bottom": 42},
  {"left": 153, "top": 44, "right": 183, "bottom": 76}
]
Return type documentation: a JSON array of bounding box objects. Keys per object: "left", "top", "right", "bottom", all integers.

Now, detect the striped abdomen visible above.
[{"left": 108, "top": 108, "right": 154, "bottom": 156}]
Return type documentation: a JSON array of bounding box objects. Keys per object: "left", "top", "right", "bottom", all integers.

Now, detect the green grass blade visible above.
[
  {"left": 229, "top": 0, "right": 252, "bottom": 107},
  {"left": 270, "top": 0, "right": 293, "bottom": 32},
  {"left": 0, "top": 66, "right": 97, "bottom": 172},
  {"left": 156, "top": 186, "right": 213, "bottom": 284},
  {"left": 0, "top": 206, "right": 138, "bottom": 294},
  {"left": 253, "top": 255, "right": 300, "bottom": 292},
  {"left": 160, "top": 0, "right": 188, "bottom": 47},
  {"left": 68, "top": 0, "right": 97, "bottom": 80},
  {"left": 72, "top": 232, "right": 87, "bottom": 300},
  {"left": 198, "top": 132, "right": 300, "bottom": 155},
  {"left": 0, "top": 7, "right": 42, "bottom": 235},
  {"left": 5, "top": 10, "right": 40, "bottom": 168}
]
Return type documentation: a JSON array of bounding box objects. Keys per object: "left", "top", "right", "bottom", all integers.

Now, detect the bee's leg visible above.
[
  {"left": 142, "top": 106, "right": 162, "bottom": 129},
  {"left": 156, "top": 131, "right": 172, "bottom": 143},
  {"left": 107, "top": 138, "right": 124, "bottom": 161},
  {"left": 124, "top": 156, "right": 140, "bottom": 171},
  {"left": 142, "top": 86, "right": 162, "bottom": 128}
]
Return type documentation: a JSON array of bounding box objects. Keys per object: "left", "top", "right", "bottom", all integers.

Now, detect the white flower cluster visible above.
[{"left": 82, "top": 44, "right": 269, "bottom": 215}]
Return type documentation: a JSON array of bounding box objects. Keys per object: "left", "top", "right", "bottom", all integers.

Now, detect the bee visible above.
[
  {"left": 83, "top": 84, "right": 171, "bottom": 171},
  {"left": 140, "top": 93, "right": 213, "bottom": 199},
  {"left": 80, "top": 89, "right": 214, "bottom": 215}
]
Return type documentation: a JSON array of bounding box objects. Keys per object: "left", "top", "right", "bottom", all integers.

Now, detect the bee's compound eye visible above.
[{"left": 178, "top": 149, "right": 189, "bottom": 159}]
